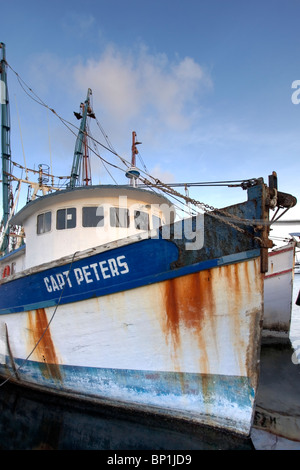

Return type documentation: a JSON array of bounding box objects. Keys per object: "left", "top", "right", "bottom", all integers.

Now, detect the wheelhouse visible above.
[{"left": 1, "top": 185, "right": 175, "bottom": 274}]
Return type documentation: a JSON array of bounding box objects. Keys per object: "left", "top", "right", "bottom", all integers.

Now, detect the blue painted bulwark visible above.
[
  {"left": 0, "top": 182, "right": 266, "bottom": 315},
  {"left": 0, "top": 235, "right": 260, "bottom": 315}
]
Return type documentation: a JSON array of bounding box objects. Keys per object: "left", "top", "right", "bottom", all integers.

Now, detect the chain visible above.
[{"left": 141, "top": 176, "right": 264, "bottom": 240}]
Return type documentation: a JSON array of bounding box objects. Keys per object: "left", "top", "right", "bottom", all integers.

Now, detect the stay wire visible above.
[
  {"left": 8, "top": 62, "right": 239, "bottom": 192},
  {"left": 8, "top": 62, "right": 252, "bottom": 191},
  {"left": 8, "top": 63, "right": 123, "bottom": 159},
  {"left": 7, "top": 61, "right": 287, "bottom": 230}
]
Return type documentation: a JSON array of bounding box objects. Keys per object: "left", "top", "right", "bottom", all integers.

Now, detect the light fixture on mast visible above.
[{"left": 126, "top": 131, "right": 141, "bottom": 187}]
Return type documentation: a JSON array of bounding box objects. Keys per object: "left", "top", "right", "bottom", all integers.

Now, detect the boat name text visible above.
[{"left": 43, "top": 255, "right": 129, "bottom": 293}]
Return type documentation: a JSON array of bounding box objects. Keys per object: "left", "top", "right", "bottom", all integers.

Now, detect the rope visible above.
[
  {"left": 0, "top": 251, "right": 78, "bottom": 388},
  {"left": 10, "top": 159, "right": 70, "bottom": 180}
]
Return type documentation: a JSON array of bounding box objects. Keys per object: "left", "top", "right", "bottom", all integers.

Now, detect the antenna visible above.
[{"left": 126, "top": 131, "right": 141, "bottom": 187}]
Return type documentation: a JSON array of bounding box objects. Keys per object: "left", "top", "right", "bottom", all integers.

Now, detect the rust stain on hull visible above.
[
  {"left": 164, "top": 269, "right": 215, "bottom": 333},
  {"left": 163, "top": 259, "right": 263, "bottom": 377},
  {"left": 163, "top": 269, "right": 215, "bottom": 374},
  {"left": 27, "top": 308, "right": 62, "bottom": 381}
]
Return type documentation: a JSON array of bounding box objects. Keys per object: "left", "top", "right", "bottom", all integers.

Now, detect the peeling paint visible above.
[
  {"left": 162, "top": 258, "right": 263, "bottom": 379},
  {"left": 27, "top": 308, "right": 62, "bottom": 381}
]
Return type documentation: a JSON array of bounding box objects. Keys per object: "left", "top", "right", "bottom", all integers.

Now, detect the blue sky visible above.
[{"left": 1, "top": 0, "right": 300, "bottom": 239}]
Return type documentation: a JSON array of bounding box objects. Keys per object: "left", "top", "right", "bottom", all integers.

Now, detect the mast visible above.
[
  {"left": 70, "top": 88, "right": 95, "bottom": 188},
  {"left": 126, "top": 131, "right": 141, "bottom": 187},
  {"left": 0, "top": 42, "right": 11, "bottom": 253}
]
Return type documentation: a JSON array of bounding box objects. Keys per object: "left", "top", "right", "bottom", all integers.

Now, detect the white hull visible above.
[{"left": 0, "top": 249, "right": 264, "bottom": 436}]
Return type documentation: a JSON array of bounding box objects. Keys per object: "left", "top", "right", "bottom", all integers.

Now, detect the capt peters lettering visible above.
[{"left": 43, "top": 255, "right": 129, "bottom": 293}]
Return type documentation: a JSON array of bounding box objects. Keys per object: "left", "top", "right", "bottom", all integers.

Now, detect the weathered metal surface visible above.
[{"left": 162, "top": 261, "right": 263, "bottom": 377}]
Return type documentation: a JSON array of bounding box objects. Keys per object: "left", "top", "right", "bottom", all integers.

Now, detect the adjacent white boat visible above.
[
  {"left": 263, "top": 232, "right": 300, "bottom": 338},
  {"left": 263, "top": 241, "right": 297, "bottom": 338}
]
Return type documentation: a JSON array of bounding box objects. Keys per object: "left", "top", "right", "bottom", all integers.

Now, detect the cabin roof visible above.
[{"left": 10, "top": 185, "right": 174, "bottom": 225}]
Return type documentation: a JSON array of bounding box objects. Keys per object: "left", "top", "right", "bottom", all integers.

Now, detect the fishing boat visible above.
[{"left": 0, "top": 43, "right": 297, "bottom": 437}]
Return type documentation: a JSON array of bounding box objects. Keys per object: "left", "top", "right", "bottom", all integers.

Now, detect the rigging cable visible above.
[
  {"left": 6, "top": 62, "right": 296, "bottom": 233},
  {"left": 7, "top": 63, "right": 248, "bottom": 188}
]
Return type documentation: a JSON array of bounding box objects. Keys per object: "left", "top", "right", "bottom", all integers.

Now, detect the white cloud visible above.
[
  {"left": 149, "top": 164, "right": 175, "bottom": 183},
  {"left": 73, "top": 45, "right": 212, "bottom": 132},
  {"left": 22, "top": 44, "right": 212, "bottom": 184},
  {"left": 22, "top": 44, "right": 212, "bottom": 168}
]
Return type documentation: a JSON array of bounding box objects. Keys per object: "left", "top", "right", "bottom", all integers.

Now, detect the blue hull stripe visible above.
[{"left": 0, "top": 236, "right": 260, "bottom": 315}]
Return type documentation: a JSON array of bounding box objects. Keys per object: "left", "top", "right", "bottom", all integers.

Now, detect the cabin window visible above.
[
  {"left": 37, "top": 211, "right": 52, "bottom": 234},
  {"left": 56, "top": 208, "right": 76, "bottom": 230},
  {"left": 134, "top": 210, "right": 150, "bottom": 230},
  {"left": 110, "top": 207, "right": 130, "bottom": 228},
  {"left": 152, "top": 215, "right": 162, "bottom": 229},
  {"left": 82, "top": 206, "right": 104, "bottom": 227}
]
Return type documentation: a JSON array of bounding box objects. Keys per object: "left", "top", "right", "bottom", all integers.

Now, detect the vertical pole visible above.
[
  {"left": 0, "top": 42, "right": 11, "bottom": 253},
  {"left": 260, "top": 178, "right": 275, "bottom": 273},
  {"left": 131, "top": 131, "right": 137, "bottom": 187},
  {"left": 70, "top": 88, "right": 93, "bottom": 188}
]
